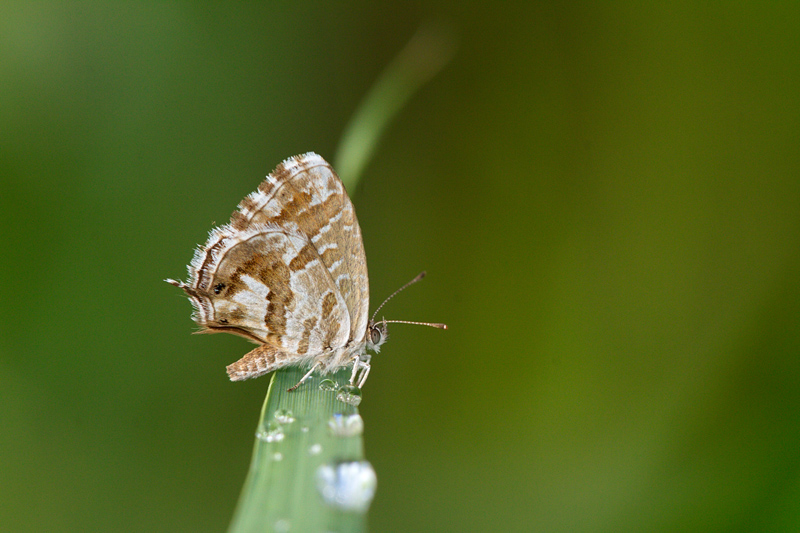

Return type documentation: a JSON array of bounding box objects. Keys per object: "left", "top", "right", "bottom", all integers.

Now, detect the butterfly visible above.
[{"left": 166, "top": 152, "right": 445, "bottom": 391}]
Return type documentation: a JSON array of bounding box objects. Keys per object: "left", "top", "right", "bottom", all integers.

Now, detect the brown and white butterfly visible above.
[{"left": 167, "top": 152, "right": 445, "bottom": 391}]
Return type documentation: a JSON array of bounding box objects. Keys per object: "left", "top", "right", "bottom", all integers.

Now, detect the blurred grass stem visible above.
[{"left": 334, "top": 22, "right": 456, "bottom": 187}]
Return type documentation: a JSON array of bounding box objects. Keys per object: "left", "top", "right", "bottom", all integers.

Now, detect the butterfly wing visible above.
[{"left": 167, "top": 153, "right": 369, "bottom": 380}]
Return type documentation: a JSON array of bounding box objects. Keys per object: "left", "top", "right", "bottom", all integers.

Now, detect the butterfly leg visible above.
[
  {"left": 348, "top": 357, "right": 360, "bottom": 385},
  {"left": 348, "top": 355, "right": 372, "bottom": 388},
  {"left": 356, "top": 363, "right": 371, "bottom": 388},
  {"left": 287, "top": 362, "right": 320, "bottom": 392}
]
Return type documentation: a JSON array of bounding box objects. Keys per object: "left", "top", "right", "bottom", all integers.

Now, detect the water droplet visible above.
[
  {"left": 336, "top": 385, "right": 362, "bottom": 406},
  {"left": 309, "top": 443, "right": 323, "bottom": 455},
  {"left": 274, "top": 519, "right": 290, "bottom": 532},
  {"left": 316, "top": 461, "right": 377, "bottom": 513},
  {"left": 319, "top": 379, "right": 338, "bottom": 391},
  {"left": 274, "top": 408, "right": 295, "bottom": 424},
  {"left": 328, "top": 413, "right": 364, "bottom": 437},
  {"left": 273, "top": 452, "right": 284, "bottom": 462},
  {"left": 301, "top": 425, "right": 310, "bottom": 433},
  {"left": 256, "top": 420, "right": 285, "bottom": 443}
]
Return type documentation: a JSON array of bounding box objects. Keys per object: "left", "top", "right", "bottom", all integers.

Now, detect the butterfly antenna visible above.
[
  {"left": 381, "top": 319, "right": 448, "bottom": 330},
  {"left": 371, "top": 271, "right": 429, "bottom": 322}
]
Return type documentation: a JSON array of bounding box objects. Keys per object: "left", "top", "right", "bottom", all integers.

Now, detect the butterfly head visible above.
[{"left": 366, "top": 319, "right": 389, "bottom": 352}]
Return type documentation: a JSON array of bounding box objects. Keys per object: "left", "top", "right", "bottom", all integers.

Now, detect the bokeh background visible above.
[{"left": 3, "top": 2, "right": 800, "bottom": 532}]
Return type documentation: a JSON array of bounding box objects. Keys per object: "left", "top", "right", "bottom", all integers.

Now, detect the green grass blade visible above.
[{"left": 227, "top": 367, "right": 371, "bottom": 533}]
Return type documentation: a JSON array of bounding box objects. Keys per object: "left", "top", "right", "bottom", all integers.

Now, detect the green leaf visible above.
[{"left": 228, "top": 367, "right": 373, "bottom": 533}]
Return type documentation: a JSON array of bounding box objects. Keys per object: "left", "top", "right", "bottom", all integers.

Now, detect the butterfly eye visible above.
[
  {"left": 370, "top": 328, "right": 382, "bottom": 345},
  {"left": 214, "top": 283, "right": 225, "bottom": 295}
]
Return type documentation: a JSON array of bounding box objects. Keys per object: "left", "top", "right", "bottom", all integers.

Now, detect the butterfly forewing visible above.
[{"left": 231, "top": 154, "right": 370, "bottom": 343}]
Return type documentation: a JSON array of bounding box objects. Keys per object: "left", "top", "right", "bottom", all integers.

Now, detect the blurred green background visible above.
[{"left": 2, "top": 2, "right": 800, "bottom": 532}]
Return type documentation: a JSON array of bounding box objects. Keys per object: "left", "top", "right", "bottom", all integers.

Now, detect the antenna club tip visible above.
[{"left": 414, "top": 271, "right": 427, "bottom": 281}]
